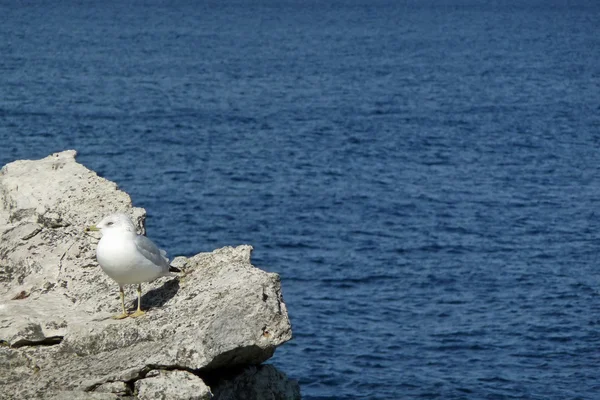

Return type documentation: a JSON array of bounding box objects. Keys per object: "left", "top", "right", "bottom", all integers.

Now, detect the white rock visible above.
[
  {"left": 0, "top": 151, "right": 295, "bottom": 399},
  {"left": 135, "top": 370, "right": 212, "bottom": 400}
]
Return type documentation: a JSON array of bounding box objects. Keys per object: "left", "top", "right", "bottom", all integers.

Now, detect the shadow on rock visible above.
[
  {"left": 203, "top": 364, "right": 301, "bottom": 400},
  {"left": 141, "top": 278, "right": 180, "bottom": 310}
]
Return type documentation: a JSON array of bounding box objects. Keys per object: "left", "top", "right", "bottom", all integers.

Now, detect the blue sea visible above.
[{"left": 2, "top": 1, "right": 600, "bottom": 398}]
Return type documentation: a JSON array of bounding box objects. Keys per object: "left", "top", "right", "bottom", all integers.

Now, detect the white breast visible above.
[{"left": 96, "top": 233, "right": 165, "bottom": 284}]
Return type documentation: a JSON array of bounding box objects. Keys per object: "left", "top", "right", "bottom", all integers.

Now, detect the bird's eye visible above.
[{"left": 107, "top": 222, "right": 114, "bottom": 226}]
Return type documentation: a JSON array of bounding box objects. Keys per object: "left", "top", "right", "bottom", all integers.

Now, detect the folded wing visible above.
[{"left": 134, "top": 234, "right": 171, "bottom": 273}]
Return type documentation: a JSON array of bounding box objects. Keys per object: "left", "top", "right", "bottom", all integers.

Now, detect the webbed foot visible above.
[{"left": 130, "top": 310, "right": 146, "bottom": 318}]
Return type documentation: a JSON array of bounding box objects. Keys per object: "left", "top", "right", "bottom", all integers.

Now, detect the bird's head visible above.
[{"left": 86, "top": 213, "right": 136, "bottom": 236}]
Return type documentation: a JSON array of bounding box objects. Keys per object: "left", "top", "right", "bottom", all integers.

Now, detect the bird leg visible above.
[
  {"left": 112, "top": 285, "right": 129, "bottom": 319},
  {"left": 130, "top": 283, "right": 146, "bottom": 318}
]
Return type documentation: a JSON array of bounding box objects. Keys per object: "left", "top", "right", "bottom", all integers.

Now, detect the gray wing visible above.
[{"left": 134, "top": 234, "right": 170, "bottom": 272}]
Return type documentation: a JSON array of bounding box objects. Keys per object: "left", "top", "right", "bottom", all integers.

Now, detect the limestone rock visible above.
[
  {"left": 0, "top": 151, "right": 296, "bottom": 399},
  {"left": 48, "top": 392, "right": 121, "bottom": 400},
  {"left": 135, "top": 370, "right": 212, "bottom": 400},
  {"left": 94, "top": 381, "right": 131, "bottom": 396}
]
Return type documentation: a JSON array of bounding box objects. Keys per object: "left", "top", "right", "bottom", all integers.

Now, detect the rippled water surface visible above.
[{"left": 2, "top": 1, "right": 600, "bottom": 398}]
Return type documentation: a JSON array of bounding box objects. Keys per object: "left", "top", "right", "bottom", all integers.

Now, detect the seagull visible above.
[{"left": 86, "top": 213, "right": 178, "bottom": 319}]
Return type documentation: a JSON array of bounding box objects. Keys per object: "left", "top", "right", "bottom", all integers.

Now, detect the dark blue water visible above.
[{"left": 2, "top": 1, "right": 600, "bottom": 398}]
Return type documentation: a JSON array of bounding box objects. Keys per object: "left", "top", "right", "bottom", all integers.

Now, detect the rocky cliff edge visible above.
[{"left": 0, "top": 150, "right": 299, "bottom": 399}]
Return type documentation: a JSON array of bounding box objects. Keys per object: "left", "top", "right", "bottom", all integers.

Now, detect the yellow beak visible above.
[{"left": 86, "top": 225, "right": 100, "bottom": 232}]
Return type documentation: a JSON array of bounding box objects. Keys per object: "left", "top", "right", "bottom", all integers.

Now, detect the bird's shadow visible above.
[{"left": 140, "top": 278, "right": 180, "bottom": 310}]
